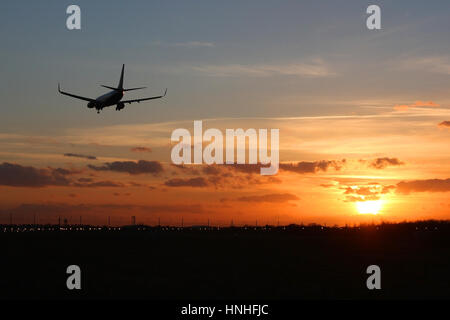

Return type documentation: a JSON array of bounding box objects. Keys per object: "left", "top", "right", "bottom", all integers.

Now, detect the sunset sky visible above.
[{"left": 0, "top": 1, "right": 449, "bottom": 226}]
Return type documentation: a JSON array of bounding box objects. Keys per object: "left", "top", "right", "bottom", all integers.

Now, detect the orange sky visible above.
[{"left": 1, "top": 106, "right": 449, "bottom": 226}]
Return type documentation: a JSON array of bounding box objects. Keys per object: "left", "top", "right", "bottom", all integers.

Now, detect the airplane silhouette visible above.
[{"left": 58, "top": 64, "right": 166, "bottom": 113}]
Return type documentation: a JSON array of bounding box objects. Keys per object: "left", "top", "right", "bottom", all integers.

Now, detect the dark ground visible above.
[{"left": 1, "top": 223, "right": 449, "bottom": 300}]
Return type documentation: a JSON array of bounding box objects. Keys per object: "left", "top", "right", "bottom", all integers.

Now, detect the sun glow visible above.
[{"left": 356, "top": 200, "right": 383, "bottom": 215}]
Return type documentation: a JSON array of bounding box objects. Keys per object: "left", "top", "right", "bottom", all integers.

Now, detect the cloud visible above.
[
  {"left": 344, "top": 195, "right": 380, "bottom": 202},
  {"left": 396, "top": 178, "right": 450, "bottom": 194},
  {"left": 188, "top": 59, "right": 334, "bottom": 77},
  {"left": 130, "top": 147, "right": 152, "bottom": 153},
  {"left": 340, "top": 182, "right": 395, "bottom": 202},
  {"left": 279, "top": 160, "right": 345, "bottom": 174},
  {"left": 153, "top": 41, "right": 215, "bottom": 48},
  {"left": 0, "top": 162, "right": 135, "bottom": 188},
  {"left": 394, "top": 101, "right": 440, "bottom": 111},
  {"left": 88, "top": 160, "right": 163, "bottom": 175},
  {"left": 164, "top": 177, "right": 209, "bottom": 188},
  {"left": 172, "top": 41, "right": 215, "bottom": 48},
  {"left": 64, "top": 153, "right": 97, "bottom": 160},
  {"left": 224, "top": 164, "right": 264, "bottom": 175},
  {"left": 169, "top": 164, "right": 282, "bottom": 189},
  {"left": 438, "top": 121, "right": 450, "bottom": 128},
  {"left": 381, "top": 185, "right": 396, "bottom": 194},
  {"left": 401, "top": 56, "right": 450, "bottom": 75},
  {"left": 0, "top": 162, "right": 72, "bottom": 187},
  {"left": 73, "top": 180, "right": 124, "bottom": 188},
  {"left": 236, "top": 193, "right": 299, "bottom": 203},
  {"left": 368, "top": 157, "right": 404, "bottom": 169},
  {"left": 0, "top": 203, "right": 204, "bottom": 218},
  {"left": 171, "top": 164, "right": 201, "bottom": 175},
  {"left": 344, "top": 186, "right": 378, "bottom": 196}
]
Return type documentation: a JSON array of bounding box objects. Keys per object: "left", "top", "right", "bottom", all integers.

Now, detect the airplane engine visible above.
[
  {"left": 87, "top": 101, "right": 95, "bottom": 109},
  {"left": 116, "top": 102, "right": 125, "bottom": 111}
]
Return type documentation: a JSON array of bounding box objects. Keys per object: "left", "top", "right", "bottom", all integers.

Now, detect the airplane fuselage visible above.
[
  {"left": 59, "top": 64, "right": 166, "bottom": 113},
  {"left": 88, "top": 90, "right": 124, "bottom": 110}
]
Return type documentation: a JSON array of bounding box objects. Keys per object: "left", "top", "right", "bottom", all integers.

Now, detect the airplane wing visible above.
[
  {"left": 58, "top": 83, "right": 95, "bottom": 102},
  {"left": 121, "top": 89, "right": 167, "bottom": 104}
]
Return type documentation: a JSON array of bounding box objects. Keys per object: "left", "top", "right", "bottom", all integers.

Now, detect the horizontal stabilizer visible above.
[
  {"left": 101, "top": 85, "right": 147, "bottom": 92},
  {"left": 101, "top": 85, "right": 119, "bottom": 91},
  {"left": 123, "top": 86, "right": 147, "bottom": 91}
]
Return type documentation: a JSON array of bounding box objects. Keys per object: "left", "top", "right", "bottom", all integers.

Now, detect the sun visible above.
[{"left": 356, "top": 200, "right": 383, "bottom": 215}]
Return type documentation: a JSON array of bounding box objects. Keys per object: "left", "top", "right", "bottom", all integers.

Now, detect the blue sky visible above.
[{"left": 0, "top": 0, "right": 449, "bottom": 133}]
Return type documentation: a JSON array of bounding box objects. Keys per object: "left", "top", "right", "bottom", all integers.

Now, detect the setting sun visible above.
[{"left": 356, "top": 200, "right": 383, "bottom": 215}]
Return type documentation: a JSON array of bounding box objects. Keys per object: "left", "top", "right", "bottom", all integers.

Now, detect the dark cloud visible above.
[
  {"left": 219, "top": 160, "right": 345, "bottom": 175},
  {"left": 164, "top": 177, "right": 209, "bottom": 187},
  {"left": 279, "top": 160, "right": 345, "bottom": 174},
  {"left": 170, "top": 164, "right": 201, "bottom": 175},
  {"left": 0, "top": 162, "right": 72, "bottom": 187},
  {"left": 202, "top": 165, "right": 222, "bottom": 175},
  {"left": 396, "top": 178, "right": 450, "bottom": 194},
  {"left": 170, "top": 164, "right": 283, "bottom": 189},
  {"left": 73, "top": 180, "right": 124, "bottom": 188},
  {"left": 0, "top": 203, "right": 204, "bottom": 218},
  {"left": 64, "top": 153, "right": 97, "bottom": 160},
  {"left": 52, "top": 167, "right": 81, "bottom": 175},
  {"left": 224, "top": 164, "right": 264, "bottom": 174},
  {"left": 368, "top": 157, "right": 404, "bottom": 169},
  {"left": 130, "top": 147, "right": 152, "bottom": 153},
  {"left": 88, "top": 160, "right": 163, "bottom": 175},
  {"left": 438, "top": 121, "right": 450, "bottom": 128},
  {"left": 0, "top": 162, "right": 130, "bottom": 189},
  {"left": 236, "top": 193, "right": 299, "bottom": 203}
]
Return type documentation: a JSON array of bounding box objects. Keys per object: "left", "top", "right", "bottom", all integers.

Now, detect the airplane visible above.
[{"left": 58, "top": 64, "right": 166, "bottom": 113}]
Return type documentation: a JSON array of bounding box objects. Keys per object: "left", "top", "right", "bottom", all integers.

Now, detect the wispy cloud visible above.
[
  {"left": 236, "top": 193, "right": 299, "bottom": 203},
  {"left": 152, "top": 41, "right": 215, "bottom": 48},
  {"left": 88, "top": 160, "right": 164, "bottom": 175},
  {"left": 394, "top": 101, "right": 440, "bottom": 111},
  {"left": 64, "top": 153, "right": 97, "bottom": 160},
  {"left": 401, "top": 56, "right": 450, "bottom": 75},
  {"left": 185, "top": 59, "right": 335, "bottom": 78},
  {"left": 396, "top": 178, "right": 450, "bottom": 194},
  {"left": 130, "top": 147, "right": 152, "bottom": 153}
]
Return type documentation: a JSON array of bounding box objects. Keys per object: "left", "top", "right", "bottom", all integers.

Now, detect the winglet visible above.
[
  {"left": 163, "top": 88, "right": 167, "bottom": 97},
  {"left": 58, "top": 83, "right": 61, "bottom": 93}
]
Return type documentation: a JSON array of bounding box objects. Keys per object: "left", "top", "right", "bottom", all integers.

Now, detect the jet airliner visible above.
[{"left": 58, "top": 64, "right": 166, "bottom": 113}]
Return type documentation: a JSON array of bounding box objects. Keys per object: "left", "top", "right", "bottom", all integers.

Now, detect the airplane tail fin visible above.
[
  {"left": 100, "top": 65, "right": 147, "bottom": 92},
  {"left": 118, "top": 64, "right": 125, "bottom": 90}
]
